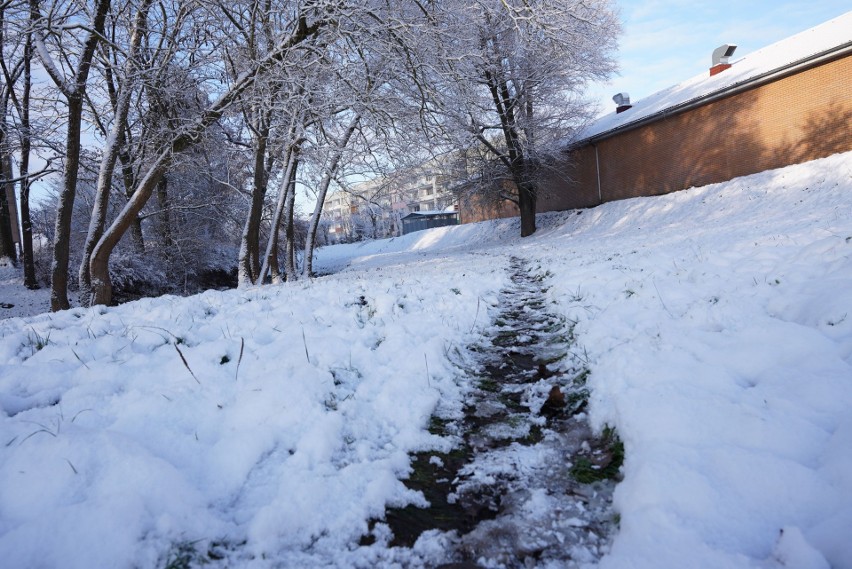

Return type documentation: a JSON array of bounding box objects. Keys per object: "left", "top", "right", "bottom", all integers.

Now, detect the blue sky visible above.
[{"left": 587, "top": 1, "right": 851, "bottom": 116}]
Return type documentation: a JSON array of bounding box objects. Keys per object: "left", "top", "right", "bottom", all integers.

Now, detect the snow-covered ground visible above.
[
  {"left": 1, "top": 151, "right": 851, "bottom": 568},
  {"left": 0, "top": 259, "right": 50, "bottom": 320}
]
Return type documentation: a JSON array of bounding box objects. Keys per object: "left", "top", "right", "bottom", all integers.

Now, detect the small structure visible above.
[{"left": 401, "top": 211, "right": 459, "bottom": 235}]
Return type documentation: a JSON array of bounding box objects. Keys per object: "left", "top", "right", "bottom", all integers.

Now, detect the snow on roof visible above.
[
  {"left": 578, "top": 11, "right": 852, "bottom": 142},
  {"left": 403, "top": 210, "right": 458, "bottom": 218}
]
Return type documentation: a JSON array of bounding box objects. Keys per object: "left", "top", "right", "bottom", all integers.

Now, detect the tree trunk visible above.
[
  {"left": 0, "top": 154, "right": 16, "bottom": 262},
  {"left": 238, "top": 129, "right": 270, "bottom": 287},
  {"left": 157, "top": 175, "right": 172, "bottom": 259},
  {"left": 34, "top": 0, "right": 112, "bottom": 311},
  {"left": 283, "top": 171, "right": 297, "bottom": 282},
  {"left": 259, "top": 147, "right": 297, "bottom": 284},
  {"left": 79, "top": 129, "right": 126, "bottom": 302},
  {"left": 90, "top": 160, "right": 170, "bottom": 306},
  {"left": 50, "top": 93, "right": 84, "bottom": 310},
  {"left": 483, "top": 70, "right": 538, "bottom": 239},
  {"left": 19, "top": 178, "right": 36, "bottom": 287},
  {"left": 128, "top": 211, "right": 145, "bottom": 252},
  {"left": 20, "top": 32, "right": 37, "bottom": 288},
  {"left": 303, "top": 115, "right": 359, "bottom": 279},
  {"left": 0, "top": 91, "right": 16, "bottom": 262},
  {"left": 80, "top": 0, "right": 152, "bottom": 303},
  {"left": 518, "top": 181, "right": 537, "bottom": 237},
  {"left": 119, "top": 151, "right": 144, "bottom": 252}
]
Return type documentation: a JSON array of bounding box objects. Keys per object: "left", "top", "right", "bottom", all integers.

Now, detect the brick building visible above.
[
  {"left": 329, "top": 13, "right": 851, "bottom": 234},
  {"left": 536, "top": 11, "right": 852, "bottom": 212}
]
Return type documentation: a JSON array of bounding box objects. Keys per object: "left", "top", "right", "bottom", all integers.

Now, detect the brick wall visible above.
[
  {"left": 540, "top": 53, "right": 852, "bottom": 212},
  {"left": 458, "top": 188, "right": 520, "bottom": 224}
]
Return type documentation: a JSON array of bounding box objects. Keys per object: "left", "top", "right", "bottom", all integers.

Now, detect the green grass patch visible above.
[
  {"left": 570, "top": 427, "right": 624, "bottom": 484},
  {"left": 477, "top": 378, "right": 501, "bottom": 392}
]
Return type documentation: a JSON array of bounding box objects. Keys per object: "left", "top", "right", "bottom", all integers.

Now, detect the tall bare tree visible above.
[
  {"left": 16, "top": 19, "right": 38, "bottom": 288},
  {"left": 225, "top": 0, "right": 284, "bottom": 287},
  {"left": 0, "top": 0, "right": 24, "bottom": 264},
  {"left": 87, "top": 7, "right": 326, "bottom": 305},
  {"left": 1, "top": 0, "right": 54, "bottom": 287},
  {"left": 302, "top": 111, "right": 359, "bottom": 278},
  {"left": 77, "top": 0, "right": 154, "bottom": 303},
  {"left": 410, "top": 0, "right": 619, "bottom": 237},
  {"left": 30, "top": 0, "right": 111, "bottom": 310}
]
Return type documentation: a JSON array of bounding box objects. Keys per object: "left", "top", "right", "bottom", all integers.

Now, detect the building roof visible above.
[
  {"left": 576, "top": 11, "right": 852, "bottom": 144},
  {"left": 402, "top": 210, "right": 458, "bottom": 219}
]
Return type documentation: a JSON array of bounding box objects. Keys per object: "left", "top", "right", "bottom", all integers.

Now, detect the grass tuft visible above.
[
  {"left": 162, "top": 540, "right": 201, "bottom": 569},
  {"left": 25, "top": 328, "right": 51, "bottom": 356},
  {"left": 570, "top": 426, "right": 624, "bottom": 484}
]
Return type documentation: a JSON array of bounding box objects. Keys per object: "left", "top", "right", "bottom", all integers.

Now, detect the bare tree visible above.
[
  {"left": 223, "top": 0, "right": 287, "bottom": 287},
  {"left": 0, "top": 155, "right": 16, "bottom": 261},
  {"left": 87, "top": 6, "right": 327, "bottom": 305},
  {"left": 1, "top": 0, "right": 47, "bottom": 286},
  {"left": 30, "top": 0, "right": 112, "bottom": 310},
  {"left": 77, "top": 0, "right": 154, "bottom": 303},
  {"left": 410, "top": 0, "right": 619, "bottom": 236},
  {"left": 0, "top": 65, "right": 19, "bottom": 261},
  {"left": 302, "top": 111, "right": 359, "bottom": 278},
  {"left": 15, "top": 15, "right": 39, "bottom": 288},
  {"left": 258, "top": 140, "right": 298, "bottom": 284}
]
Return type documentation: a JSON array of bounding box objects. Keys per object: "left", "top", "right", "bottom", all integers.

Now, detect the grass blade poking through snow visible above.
[
  {"left": 302, "top": 327, "right": 310, "bottom": 363},
  {"left": 235, "top": 337, "right": 244, "bottom": 381},
  {"left": 174, "top": 344, "right": 200, "bottom": 384}
]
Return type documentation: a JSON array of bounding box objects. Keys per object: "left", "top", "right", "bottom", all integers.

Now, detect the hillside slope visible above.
[{"left": 1, "top": 151, "right": 850, "bottom": 568}]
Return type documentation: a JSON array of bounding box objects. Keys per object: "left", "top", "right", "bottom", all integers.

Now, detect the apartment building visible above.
[{"left": 322, "top": 167, "right": 458, "bottom": 243}]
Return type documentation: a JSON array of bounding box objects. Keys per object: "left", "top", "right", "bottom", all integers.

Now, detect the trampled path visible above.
[{"left": 376, "top": 256, "right": 622, "bottom": 567}]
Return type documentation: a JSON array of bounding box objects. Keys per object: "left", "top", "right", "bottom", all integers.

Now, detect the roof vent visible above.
[
  {"left": 710, "top": 44, "right": 737, "bottom": 76},
  {"left": 613, "top": 92, "right": 632, "bottom": 114}
]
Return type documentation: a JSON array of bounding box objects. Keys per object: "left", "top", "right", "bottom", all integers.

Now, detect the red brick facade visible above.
[{"left": 539, "top": 52, "right": 852, "bottom": 213}]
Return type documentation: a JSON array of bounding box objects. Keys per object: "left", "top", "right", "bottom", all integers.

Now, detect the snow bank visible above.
[
  {"left": 531, "top": 153, "right": 852, "bottom": 568},
  {"left": 0, "top": 259, "right": 506, "bottom": 567}
]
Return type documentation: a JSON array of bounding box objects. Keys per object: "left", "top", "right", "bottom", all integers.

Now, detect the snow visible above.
[
  {"left": 402, "top": 209, "right": 457, "bottom": 217},
  {"left": 2, "top": 151, "right": 852, "bottom": 568},
  {"left": 580, "top": 11, "right": 852, "bottom": 140},
  {"left": 0, "top": 259, "right": 51, "bottom": 319}
]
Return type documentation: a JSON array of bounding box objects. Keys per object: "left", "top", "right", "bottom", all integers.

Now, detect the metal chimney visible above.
[
  {"left": 710, "top": 44, "right": 737, "bottom": 75},
  {"left": 613, "top": 92, "right": 632, "bottom": 114}
]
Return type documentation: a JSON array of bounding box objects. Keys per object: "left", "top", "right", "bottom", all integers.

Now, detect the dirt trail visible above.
[{"left": 376, "top": 256, "right": 622, "bottom": 567}]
